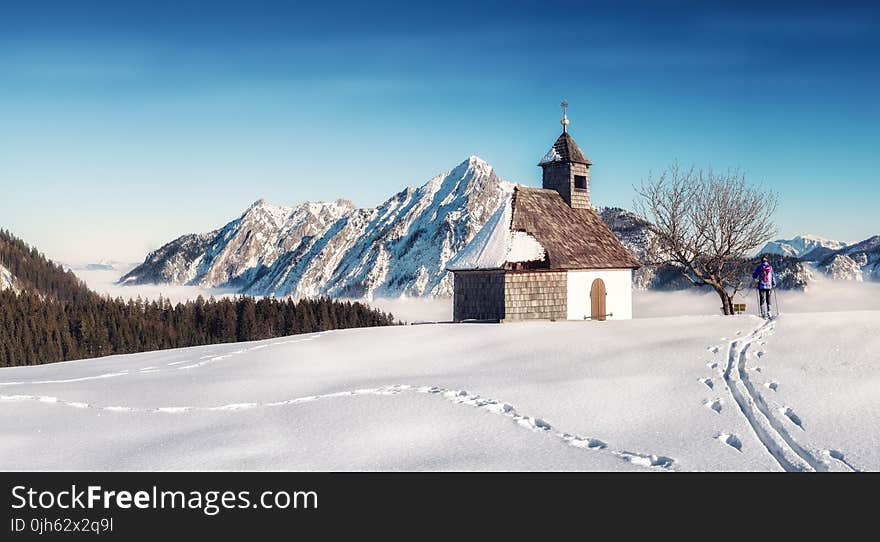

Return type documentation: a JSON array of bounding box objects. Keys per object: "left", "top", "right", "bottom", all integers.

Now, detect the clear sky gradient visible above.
[{"left": 1, "top": 0, "right": 878, "bottom": 263}]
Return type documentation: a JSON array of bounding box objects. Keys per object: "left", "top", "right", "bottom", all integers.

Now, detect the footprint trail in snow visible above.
[{"left": 0, "top": 384, "right": 677, "bottom": 471}]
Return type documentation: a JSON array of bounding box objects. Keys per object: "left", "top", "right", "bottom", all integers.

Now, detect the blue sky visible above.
[{"left": 1, "top": 0, "right": 878, "bottom": 263}]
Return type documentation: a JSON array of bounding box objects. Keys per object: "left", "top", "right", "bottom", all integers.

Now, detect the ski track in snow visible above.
[
  {"left": 716, "top": 319, "right": 859, "bottom": 472},
  {"left": 11, "top": 319, "right": 863, "bottom": 472},
  {"left": 0, "top": 335, "right": 322, "bottom": 387},
  {"left": 0, "top": 384, "right": 676, "bottom": 471}
]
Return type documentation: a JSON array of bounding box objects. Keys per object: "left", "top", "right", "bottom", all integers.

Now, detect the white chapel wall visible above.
[{"left": 566, "top": 269, "right": 633, "bottom": 320}]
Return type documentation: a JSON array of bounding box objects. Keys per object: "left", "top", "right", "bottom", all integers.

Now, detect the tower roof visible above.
[{"left": 538, "top": 132, "right": 592, "bottom": 166}]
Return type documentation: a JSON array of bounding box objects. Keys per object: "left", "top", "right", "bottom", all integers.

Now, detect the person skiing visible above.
[{"left": 752, "top": 256, "right": 777, "bottom": 319}]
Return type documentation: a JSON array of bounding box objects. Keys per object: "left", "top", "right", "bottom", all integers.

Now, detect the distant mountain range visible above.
[
  {"left": 759, "top": 235, "right": 849, "bottom": 259},
  {"left": 758, "top": 234, "right": 879, "bottom": 282},
  {"left": 121, "top": 157, "right": 511, "bottom": 298},
  {"left": 119, "top": 157, "right": 879, "bottom": 297},
  {"left": 814, "top": 236, "right": 880, "bottom": 282}
]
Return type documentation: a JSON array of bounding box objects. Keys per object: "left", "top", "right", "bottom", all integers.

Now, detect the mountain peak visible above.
[
  {"left": 240, "top": 198, "right": 294, "bottom": 226},
  {"left": 451, "top": 155, "right": 491, "bottom": 173},
  {"left": 797, "top": 234, "right": 844, "bottom": 243},
  {"left": 122, "top": 156, "right": 510, "bottom": 297},
  {"left": 333, "top": 198, "right": 356, "bottom": 209},
  {"left": 760, "top": 234, "right": 848, "bottom": 259}
]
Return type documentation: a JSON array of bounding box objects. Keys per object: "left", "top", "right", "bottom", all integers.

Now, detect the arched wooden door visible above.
[{"left": 590, "top": 278, "right": 607, "bottom": 321}]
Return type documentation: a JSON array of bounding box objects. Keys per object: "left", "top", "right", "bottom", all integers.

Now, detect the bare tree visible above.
[{"left": 634, "top": 163, "right": 778, "bottom": 315}]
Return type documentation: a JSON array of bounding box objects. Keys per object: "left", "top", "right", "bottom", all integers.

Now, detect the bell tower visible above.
[{"left": 539, "top": 101, "right": 592, "bottom": 209}]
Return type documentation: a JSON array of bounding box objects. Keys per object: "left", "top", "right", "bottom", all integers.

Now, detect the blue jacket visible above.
[{"left": 752, "top": 262, "right": 776, "bottom": 290}]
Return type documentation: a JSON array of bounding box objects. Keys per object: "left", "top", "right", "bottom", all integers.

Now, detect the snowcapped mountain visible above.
[
  {"left": 244, "top": 157, "right": 511, "bottom": 298},
  {"left": 125, "top": 156, "right": 868, "bottom": 298},
  {"left": 120, "top": 198, "right": 356, "bottom": 288},
  {"left": 596, "top": 207, "right": 661, "bottom": 289},
  {"left": 759, "top": 235, "right": 848, "bottom": 260},
  {"left": 61, "top": 260, "right": 133, "bottom": 272},
  {"left": 816, "top": 235, "right": 880, "bottom": 282},
  {"left": 758, "top": 234, "right": 880, "bottom": 284},
  {"left": 82, "top": 260, "right": 132, "bottom": 271},
  {"left": 85, "top": 263, "right": 115, "bottom": 271},
  {"left": 122, "top": 157, "right": 512, "bottom": 298}
]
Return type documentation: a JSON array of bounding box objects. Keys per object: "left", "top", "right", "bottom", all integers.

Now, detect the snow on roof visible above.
[
  {"left": 446, "top": 195, "right": 546, "bottom": 271},
  {"left": 508, "top": 231, "right": 546, "bottom": 263},
  {"left": 538, "top": 146, "right": 562, "bottom": 166}
]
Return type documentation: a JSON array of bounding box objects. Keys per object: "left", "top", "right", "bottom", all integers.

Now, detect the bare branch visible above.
[{"left": 633, "top": 163, "right": 778, "bottom": 315}]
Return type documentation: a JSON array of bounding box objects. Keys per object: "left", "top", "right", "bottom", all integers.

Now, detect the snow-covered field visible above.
[
  {"left": 12, "top": 267, "right": 880, "bottom": 471},
  {"left": 2, "top": 306, "right": 878, "bottom": 471}
]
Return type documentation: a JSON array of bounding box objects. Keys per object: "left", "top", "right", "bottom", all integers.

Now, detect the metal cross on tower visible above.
[{"left": 560, "top": 100, "right": 570, "bottom": 132}]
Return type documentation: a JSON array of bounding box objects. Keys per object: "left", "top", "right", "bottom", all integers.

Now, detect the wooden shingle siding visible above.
[
  {"left": 453, "top": 270, "right": 505, "bottom": 321},
  {"left": 569, "top": 163, "right": 591, "bottom": 209},
  {"left": 503, "top": 270, "right": 567, "bottom": 321}
]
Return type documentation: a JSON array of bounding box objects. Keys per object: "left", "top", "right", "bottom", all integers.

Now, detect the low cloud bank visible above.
[
  {"left": 635, "top": 276, "right": 880, "bottom": 318},
  {"left": 73, "top": 266, "right": 879, "bottom": 322},
  {"left": 360, "top": 297, "right": 454, "bottom": 324},
  {"left": 72, "top": 266, "right": 238, "bottom": 304}
]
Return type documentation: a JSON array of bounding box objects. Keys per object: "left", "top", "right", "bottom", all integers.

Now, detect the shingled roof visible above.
[
  {"left": 512, "top": 187, "right": 639, "bottom": 269},
  {"left": 538, "top": 132, "right": 592, "bottom": 166},
  {"left": 447, "top": 187, "right": 640, "bottom": 271}
]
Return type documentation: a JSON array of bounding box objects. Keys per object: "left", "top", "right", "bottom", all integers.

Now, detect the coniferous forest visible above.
[{"left": 0, "top": 229, "right": 397, "bottom": 367}]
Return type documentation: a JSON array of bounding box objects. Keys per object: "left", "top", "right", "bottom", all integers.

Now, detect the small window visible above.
[{"left": 574, "top": 175, "right": 587, "bottom": 190}]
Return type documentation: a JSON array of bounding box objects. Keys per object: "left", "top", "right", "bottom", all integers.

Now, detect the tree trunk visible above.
[{"left": 713, "top": 285, "right": 735, "bottom": 315}]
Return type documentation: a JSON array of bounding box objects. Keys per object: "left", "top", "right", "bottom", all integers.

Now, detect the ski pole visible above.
[{"left": 773, "top": 288, "right": 780, "bottom": 316}]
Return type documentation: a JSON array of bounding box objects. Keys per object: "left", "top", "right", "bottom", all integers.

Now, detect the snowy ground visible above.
[
  {"left": 37, "top": 267, "right": 879, "bottom": 471},
  {"left": 2, "top": 309, "right": 878, "bottom": 471}
]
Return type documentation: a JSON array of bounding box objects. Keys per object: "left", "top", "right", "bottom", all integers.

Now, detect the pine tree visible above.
[{"left": 0, "top": 230, "right": 397, "bottom": 366}]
